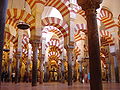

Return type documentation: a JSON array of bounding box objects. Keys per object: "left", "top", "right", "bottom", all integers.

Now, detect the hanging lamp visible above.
[
  {"left": 17, "top": 0, "right": 30, "bottom": 30},
  {"left": 17, "top": 21, "right": 30, "bottom": 30}
]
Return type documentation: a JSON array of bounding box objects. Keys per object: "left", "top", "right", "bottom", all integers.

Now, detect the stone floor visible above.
[{"left": 0, "top": 82, "right": 120, "bottom": 90}]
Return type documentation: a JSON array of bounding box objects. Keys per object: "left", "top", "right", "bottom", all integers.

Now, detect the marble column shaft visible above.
[
  {"left": 67, "top": 45, "right": 74, "bottom": 86},
  {"left": 31, "top": 41, "right": 39, "bottom": 86}
]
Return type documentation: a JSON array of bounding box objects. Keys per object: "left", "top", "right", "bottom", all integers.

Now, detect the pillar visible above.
[
  {"left": 109, "top": 17, "right": 120, "bottom": 83},
  {"left": 78, "top": 0, "right": 103, "bottom": 90},
  {"left": 107, "top": 52, "right": 111, "bottom": 82},
  {"left": 30, "top": 40, "right": 39, "bottom": 86},
  {"left": 39, "top": 53, "right": 44, "bottom": 84},
  {"left": 43, "top": 62, "right": 49, "bottom": 82},
  {"left": 15, "top": 52, "right": 21, "bottom": 83},
  {"left": 78, "top": 61, "right": 83, "bottom": 83},
  {"left": 8, "top": 42, "right": 14, "bottom": 81},
  {"left": 113, "top": 55, "right": 119, "bottom": 83},
  {"left": 26, "top": 43, "right": 32, "bottom": 82},
  {"left": 109, "top": 45, "right": 119, "bottom": 83},
  {"left": 15, "top": 30, "right": 23, "bottom": 83},
  {"left": 8, "top": 58, "right": 12, "bottom": 82},
  {"left": 0, "top": 0, "right": 8, "bottom": 84},
  {"left": 61, "top": 59, "right": 65, "bottom": 83},
  {"left": 66, "top": 45, "right": 74, "bottom": 86}
]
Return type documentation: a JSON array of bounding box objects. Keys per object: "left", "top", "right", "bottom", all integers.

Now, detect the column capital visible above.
[
  {"left": 41, "top": 54, "right": 45, "bottom": 62},
  {"left": 77, "top": 0, "right": 102, "bottom": 10},
  {"left": 30, "top": 36, "right": 41, "bottom": 48},
  {"left": 30, "top": 36, "right": 41, "bottom": 43},
  {"left": 15, "top": 51, "right": 22, "bottom": 58},
  {"left": 65, "top": 42, "right": 74, "bottom": 50}
]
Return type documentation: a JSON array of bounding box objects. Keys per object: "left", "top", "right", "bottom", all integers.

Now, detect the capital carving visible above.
[
  {"left": 15, "top": 51, "right": 22, "bottom": 59},
  {"left": 65, "top": 41, "right": 74, "bottom": 50},
  {"left": 30, "top": 39, "right": 40, "bottom": 49},
  {"left": 77, "top": 0, "right": 103, "bottom": 10}
]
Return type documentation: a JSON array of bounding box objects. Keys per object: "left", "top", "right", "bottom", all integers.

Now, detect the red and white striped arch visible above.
[
  {"left": 26, "top": 0, "right": 45, "bottom": 10},
  {"left": 45, "top": 0, "right": 70, "bottom": 17},
  {"left": 22, "top": 34, "right": 29, "bottom": 49},
  {"left": 4, "top": 32, "right": 18, "bottom": 47},
  {"left": 42, "top": 17, "right": 69, "bottom": 38},
  {"left": 100, "top": 30, "right": 114, "bottom": 46},
  {"left": 74, "top": 46, "right": 80, "bottom": 58},
  {"left": 118, "top": 15, "right": 120, "bottom": 27},
  {"left": 45, "top": 39, "right": 63, "bottom": 52},
  {"left": 42, "top": 26, "right": 63, "bottom": 38},
  {"left": 98, "top": 7, "right": 115, "bottom": 30},
  {"left": 77, "top": 9, "right": 86, "bottom": 19},
  {"left": 7, "top": 8, "right": 35, "bottom": 30},
  {"left": 69, "top": 4, "right": 86, "bottom": 19},
  {"left": 75, "top": 24, "right": 87, "bottom": 33},
  {"left": 22, "top": 48, "right": 28, "bottom": 56},
  {"left": 118, "top": 15, "right": 120, "bottom": 38},
  {"left": 100, "top": 47, "right": 109, "bottom": 65},
  {"left": 100, "top": 47, "right": 109, "bottom": 58},
  {"left": 48, "top": 51, "right": 60, "bottom": 59},
  {"left": 6, "top": 18, "right": 19, "bottom": 30},
  {"left": 74, "top": 24, "right": 87, "bottom": 42}
]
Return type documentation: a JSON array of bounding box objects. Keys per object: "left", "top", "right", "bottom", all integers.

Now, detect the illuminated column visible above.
[
  {"left": 66, "top": 44, "right": 74, "bottom": 86},
  {"left": 78, "top": 56, "right": 83, "bottom": 83},
  {"left": 43, "top": 62, "right": 49, "bottom": 82},
  {"left": 109, "top": 45, "right": 119, "bottom": 83},
  {"left": 61, "top": 60, "right": 65, "bottom": 82},
  {"left": 60, "top": 52, "right": 65, "bottom": 83},
  {"left": 78, "top": 0, "right": 103, "bottom": 90},
  {"left": 8, "top": 42, "right": 14, "bottom": 81},
  {"left": 109, "top": 17, "right": 120, "bottom": 83},
  {"left": 29, "top": 2, "right": 44, "bottom": 86},
  {"left": 15, "top": 30, "right": 23, "bottom": 83},
  {"left": 26, "top": 43, "right": 32, "bottom": 82},
  {"left": 39, "top": 47, "right": 44, "bottom": 84},
  {"left": 30, "top": 39, "right": 40, "bottom": 86},
  {"left": 66, "top": 1, "right": 77, "bottom": 85},
  {"left": 0, "top": 0, "right": 8, "bottom": 84}
]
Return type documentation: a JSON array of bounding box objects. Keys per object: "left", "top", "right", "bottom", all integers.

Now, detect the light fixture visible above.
[
  {"left": 17, "top": 0, "right": 30, "bottom": 30},
  {"left": 17, "top": 22, "right": 30, "bottom": 30},
  {"left": 3, "top": 49, "right": 10, "bottom": 52}
]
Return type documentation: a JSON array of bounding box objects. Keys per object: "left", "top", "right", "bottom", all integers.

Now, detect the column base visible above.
[
  {"left": 32, "top": 82, "right": 37, "bottom": 86},
  {"left": 68, "top": 64, "right": 72, "bottom": 86},
  {"left": 39, "top": 71, "right": 43, "bottom": 84}
]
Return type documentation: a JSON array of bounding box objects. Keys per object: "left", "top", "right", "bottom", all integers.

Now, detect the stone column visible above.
[
  {"left": 15, "top": 30, "right": 23, "bottom": 83},
  {"left": 26, "top": 58, "right": 30, "bottom": 82},
  {"left": 30, "top": 40, "right": 39, "bottom": 86},
  {"left": 43, "top": 62, "right": 49, "bottom": 82},
  {"left": 78, "top": 61, "right": 83, "bottom": 83},
  {"left": 107, "top": 53, "right": 111, "bottom": 82},
  {"left": 0, "top": 0, "right": 8, "bottom": 84},
  {"left": 15, "top": 52, "right": 21, "bottom": 83},
  {"left": 109, "top": 18, "right": 120, "bottom": 82},
  {"left": 113, "top": 55, "right": 119, "bottom": 83},
  {"left": 106, "top": 46, "right": 112, "bottom": 82},
  {"left": 8, "top": 58, "right": 12, "bottom": 82},
  {"left": 61, "top": 59, "right": 65, "bottom": 83},
  {"left": 26, "top": 44, "right": 32, "bottom": 82},
  {"left": 78, "top": 0, "right": 103, "bottom": 90},
  {"left": 8, "top": 42, "right": 14, "bottom": 82},
  {"left": 66, "top": 44, "right": 74, "bottom": 86},
  {"left": 109, "top": 45, "right": 119, "bottom": 83},
  {"left": 39, "top": 53, "right": 44, "bottom": 84}
]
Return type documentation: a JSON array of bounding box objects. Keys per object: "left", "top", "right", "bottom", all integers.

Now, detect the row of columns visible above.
[{"left": 0, "top": 1, "right": 119, "bottom": 90}]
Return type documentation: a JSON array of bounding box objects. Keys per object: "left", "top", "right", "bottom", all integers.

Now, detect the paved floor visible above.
[{"left": 0, "top": 82, "right": 120, "bottom": 90}]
